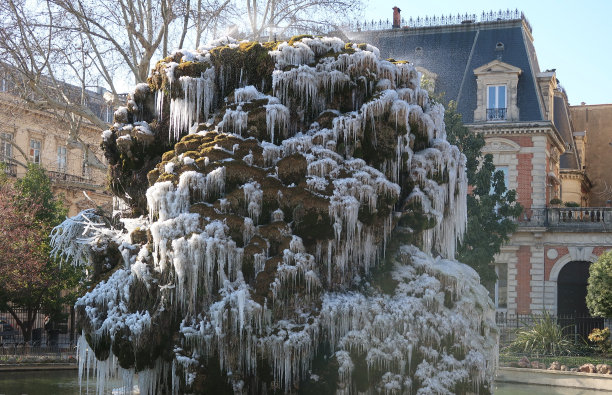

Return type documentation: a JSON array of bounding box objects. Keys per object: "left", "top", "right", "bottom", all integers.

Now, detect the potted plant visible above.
[{"left": 549, "top": 197, "right": 562, "bottom": 207}]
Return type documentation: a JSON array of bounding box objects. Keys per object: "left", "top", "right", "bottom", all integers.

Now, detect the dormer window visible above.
[
  {"left": 487, "top": 85, "right": 507, "bottom": 120},
  {"left": 473, "top": 60, "right": 522, "bottom": 122}
]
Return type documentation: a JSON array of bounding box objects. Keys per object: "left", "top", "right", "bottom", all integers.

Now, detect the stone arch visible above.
[{"left": 549, "top": 252, "right": 598, "bottom": 315}]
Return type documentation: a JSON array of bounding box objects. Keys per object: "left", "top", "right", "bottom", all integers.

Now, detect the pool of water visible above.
[
  {"left": 0, "top": 370, "right": 124, "bottom": 395},
  {"left": 1, "top": 370, "right": 610, "bottom": 395}
]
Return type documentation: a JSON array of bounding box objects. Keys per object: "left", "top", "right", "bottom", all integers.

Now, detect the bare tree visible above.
[
  {"left": 0, "top": 0, "right": 363, "bottom": 140},
  {"left": 240, "top": 0, "right": 363, "bottom": 39}
]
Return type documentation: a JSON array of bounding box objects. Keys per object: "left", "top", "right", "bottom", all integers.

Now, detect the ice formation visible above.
[{"left": 53, "top": 35, "right": 497, "bottom": 394}]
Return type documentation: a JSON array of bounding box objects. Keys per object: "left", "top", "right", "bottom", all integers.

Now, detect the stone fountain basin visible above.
[{"left": 497, "top": 367, "right": 612, "bottom": 392}]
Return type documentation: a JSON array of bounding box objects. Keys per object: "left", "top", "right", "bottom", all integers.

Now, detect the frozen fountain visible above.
[{"left": 51, "top": 35, "right": 497, "bottom": 394}]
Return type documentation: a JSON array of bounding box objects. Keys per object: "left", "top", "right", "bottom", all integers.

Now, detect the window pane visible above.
[
  {"left": 497, "top": 263, "right": 508, "bottom": 308},
  {"left": 488, "top": 86, "right": 496, "bottom": 108},
  {"left": 30, "top": 139, "right": 41, "bottom": 164},
  {"left": 58, "top": 146, "right": 67, "bottom": 170},
  {"left": 498, "top": 85, "right": 506, "bottom": 108}
]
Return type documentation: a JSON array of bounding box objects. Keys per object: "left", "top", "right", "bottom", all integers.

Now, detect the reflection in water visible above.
[
  {"left": 0, "top": 370, "right": 609, "bottom": 395},
  {"left": 0, "top": 369, "right": 124, "bottom": 395}
]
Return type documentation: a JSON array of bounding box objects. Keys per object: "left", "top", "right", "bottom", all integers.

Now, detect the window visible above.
[
  {"left": 495, "top": 263, "right": 508, "bottom": 309},
  {"left": 57, "top": 145, "right": 67, "bottom": 172},
  {"left": 82, "top": 149, "right": 90, "bottom": 179},
  {"left": 487, "top": 85, "right": 507, "bottom": 120},
  {"left": 1, "top": 132, "right": 12, "bottom": 162},
  {"left": 30, "top": 139, "right": 41, "bottom": 164},
  {"left": 490, "top": 166, "right": 509, "bottom": 195}
]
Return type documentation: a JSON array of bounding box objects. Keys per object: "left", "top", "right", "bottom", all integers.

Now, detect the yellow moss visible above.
[
  {"left": 162, "top": 151, "right": 175, "bottom": 162},
  {"left": 288, "top": 34, "right": 313, "bottom": 46},
  {"left": 157, "top": 172, "right": 178, "bottom": 184},
  {"left": 175, "top": 61, "right": 210, "bottom": 78},
  {"left": 147, "top": 168, "right": 160, "bottom": 185}
]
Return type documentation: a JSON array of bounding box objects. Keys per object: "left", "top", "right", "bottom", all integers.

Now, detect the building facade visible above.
[
  {"left": 355, "top": 10, "right": 612, "bottom": 317},
  {"left": 0, "top": 81, "right": 112, "bottom": 216}
]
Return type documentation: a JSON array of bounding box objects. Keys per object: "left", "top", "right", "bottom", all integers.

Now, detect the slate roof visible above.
[
  {"left": 554, "top": 93, "right": 580, "bottom": 169},
  {"left": 356, "top": 19, "right": 544, "bottom": 123}
]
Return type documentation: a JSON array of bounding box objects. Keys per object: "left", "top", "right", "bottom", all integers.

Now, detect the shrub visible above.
[
  {"left": 588, "top": 327, "right": 611, "bottom": 354},
  {"left": 587, "top": 251, "right": 612, "bottom": 317},
  {"left": 508, "top": 312, "right": 575, "bottom": 355}
]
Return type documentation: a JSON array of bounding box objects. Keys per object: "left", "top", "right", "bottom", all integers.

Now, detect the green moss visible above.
[
  {"left": 175, "top": 61, "right": 210, "bottom": 78},
  {"left": 288, "top": 34, "right": 313, "bottom": 46}
]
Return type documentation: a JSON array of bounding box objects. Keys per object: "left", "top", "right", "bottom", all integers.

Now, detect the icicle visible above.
[
  {"left": 242, "top": 181, "right": 263, "bottom": 223},
  {"left": 168, "top": 68, "right": 215, "bottom": 140},
  {"left": 265, "top": 103, "right": 290, "bottom": 143}
]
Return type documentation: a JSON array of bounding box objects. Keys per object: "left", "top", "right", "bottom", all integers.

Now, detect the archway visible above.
[
  {"left": 557, "top": 260, "right": 602, "bottom": 339},
  {"left": 557, "top": 260, "right": 591, "bottom": 316}
]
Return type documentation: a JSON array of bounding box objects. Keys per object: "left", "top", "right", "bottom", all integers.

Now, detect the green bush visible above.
[
  {"left": 587, "top": 251, "right": 612, "bottom": 317},
  {"left": 508, "top": 312, "right": 575, "bottom": 355},
  {"left": 588, "top": 327, "right": 611, "bottom": 354}
]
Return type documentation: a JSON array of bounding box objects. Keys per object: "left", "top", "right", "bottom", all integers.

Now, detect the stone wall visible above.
[{"left": 570, "top": 104, "right": 612, "bottom": 206}]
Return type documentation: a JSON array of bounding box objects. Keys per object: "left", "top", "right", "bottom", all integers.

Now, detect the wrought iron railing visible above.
[
  {"left": 0, "top": 305, "right": 76, "bottom": 353},
  {"left": 1, "top": 162, "right": 16, "bottom": 177},
  {"left": 496, "top": 312, "right": 605, "bottom": 344},
  {"left": 345, "top": 9, "right": 530, "bottom": 33},
  {"left": 47, "top": 170, "right": 96, "bottom": 186},
  {"left": 517, "top": 207, "right": 612, "bottom": 231},
  {"left": 487, "top": 107, "right": 507, "bottom": 121}
]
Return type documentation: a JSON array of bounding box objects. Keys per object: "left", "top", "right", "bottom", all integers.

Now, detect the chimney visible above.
[{"left": 393, "top": 7, "right": 401, "bottom": 29}]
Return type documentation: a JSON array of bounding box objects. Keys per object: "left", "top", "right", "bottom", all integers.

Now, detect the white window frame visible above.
[
  {"left": 487, "top": 85, "right": 507, "bottom": 121},
  {"left": 1, "top": 132, "right": 12, "bottom": 162},
  {"left": 82, "top": 149, "right": 90, "bottom": 179},
  {"left": 57, "top": 145, "right": 67, "bottom": 172},
  {"left": 30, "top": 138, "right": 41, "bottom": 164},
  {"left": 495, "top": 263, "right": 508, "bottom": 310},
  {"left": 487, "top": 85, "right": 507, "bottom": 109}
]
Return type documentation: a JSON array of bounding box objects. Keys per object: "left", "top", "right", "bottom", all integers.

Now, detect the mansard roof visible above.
[
  {"left": 354, "top": 18, "right": 544, "bottom": 123},
  {"left": 554, "top": 92, "right": 581, "bottom": 170}
]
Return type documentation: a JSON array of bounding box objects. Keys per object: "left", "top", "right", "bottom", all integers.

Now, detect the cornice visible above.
[
  {"left": 466, "top": 121, "right": 566, "bottom": 151},
  {"left": 0, "top": 92, "right": 105, "bottom": 133}
]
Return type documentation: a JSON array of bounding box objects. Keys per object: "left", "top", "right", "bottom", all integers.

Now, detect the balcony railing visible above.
[
  {"left": 47, "top": 170, "right": 98, "bottom": 187},
  {"left": 517, "top": 207, "right": 612, "bottom": 231},
  {"left": 1, "top": 162, "right": 17, "bottom": 177},
  {"left": 486, "top": 107, "right": 507, "bottom": 121}
]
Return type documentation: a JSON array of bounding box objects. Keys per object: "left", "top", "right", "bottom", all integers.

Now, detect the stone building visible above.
[
  {"left": 0, "top": 76, "right": 112, "bottom": 216},
  {"left": 354, "top": 10, "right": 612, "bottom": 318}
]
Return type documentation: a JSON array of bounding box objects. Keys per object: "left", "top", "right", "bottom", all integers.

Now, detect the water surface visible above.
[{"left": 1, "top": 370, "right": 610, "bottom": 395}]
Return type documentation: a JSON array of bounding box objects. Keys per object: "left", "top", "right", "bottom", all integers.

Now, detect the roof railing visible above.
[{"left": 347, "top": 9, "right": 531, "bottom": 33}]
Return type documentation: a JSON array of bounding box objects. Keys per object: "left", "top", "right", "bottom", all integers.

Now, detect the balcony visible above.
[
  {"left": 47, "top": 170, "right": 101, "bottom": 189},
  {"left": 1, "top": 162, "right": 17, "bottom": 177},
  {"left": 517, "top": 207, "right": 612, "bottom": 232},
  {"left": 486, "top": 107, "right": 507, "bottom": 121}
]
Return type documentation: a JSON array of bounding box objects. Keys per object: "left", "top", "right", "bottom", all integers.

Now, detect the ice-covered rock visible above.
[{"left": 54, "top": 35, "right": 497, "bottom": 394}]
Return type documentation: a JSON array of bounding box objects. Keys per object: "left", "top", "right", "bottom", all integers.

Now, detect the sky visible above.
[{"left": 362, "top": 0, "right": 612, "bottom": 105}]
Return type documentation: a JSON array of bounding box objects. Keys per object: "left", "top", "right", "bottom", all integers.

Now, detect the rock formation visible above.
[{"left": 51, "top": 35, "right": 497, "bottom": 394}]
